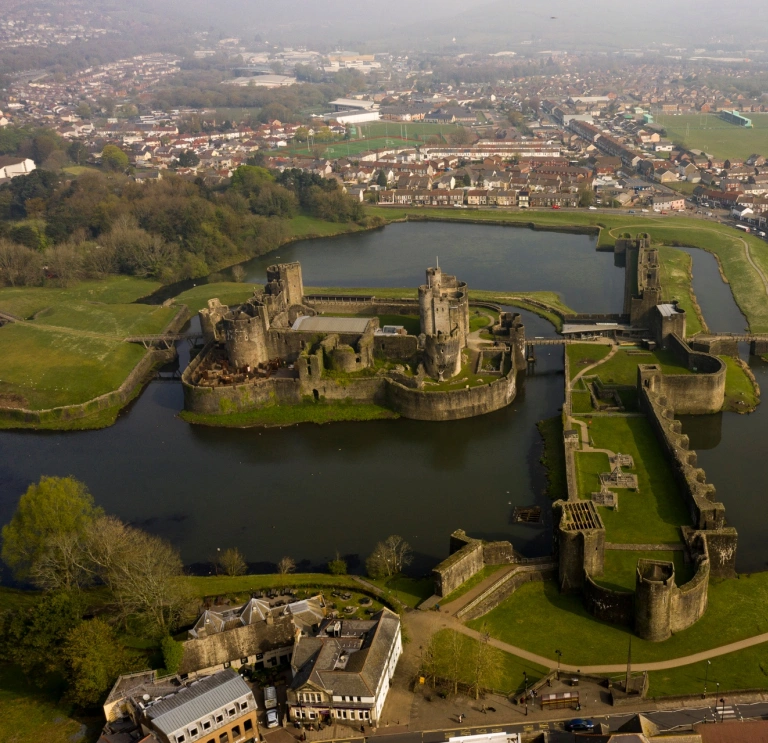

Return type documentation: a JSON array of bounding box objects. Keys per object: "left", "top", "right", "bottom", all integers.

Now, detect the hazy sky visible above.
[{"left": 147, "top": 0, "right": 768, "bottom": 51}]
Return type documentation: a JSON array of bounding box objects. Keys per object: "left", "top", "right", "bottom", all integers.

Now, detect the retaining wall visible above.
[
  {"left": 662, "top": 334, "right": 726, "bottom": 414},
  {"left": 582, "top": 574, "right": 634, "bottom": 626}
]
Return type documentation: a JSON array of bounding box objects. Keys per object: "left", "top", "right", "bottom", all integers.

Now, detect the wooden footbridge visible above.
[{"left": 123, "top": 332, "right": 204, "bottom": 349}]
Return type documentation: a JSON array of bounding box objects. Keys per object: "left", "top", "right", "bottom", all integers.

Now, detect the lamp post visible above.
[
  {"left": 703, "top": 660, "right": 711, "bottom": 697},
  {"left": 523, "top": 672, "right": 529, "bottom": 716},
  {"left": 555, "top": 649, "right": 562, "bottom": 680},
  {"left": 719, "top": 698, "right": 725, "bottom": 723}
]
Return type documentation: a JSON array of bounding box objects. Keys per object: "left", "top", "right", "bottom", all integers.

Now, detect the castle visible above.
[{"left": 183, "top": 262, "right": 527, "bottom": 421}]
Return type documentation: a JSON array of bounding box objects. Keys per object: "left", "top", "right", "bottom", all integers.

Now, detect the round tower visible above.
[
  {"left": 223, "top": 311, "right": 269, "bottom": 369},
  {"left": 635, "top": 559, "right": 675, "bottom": 642}
]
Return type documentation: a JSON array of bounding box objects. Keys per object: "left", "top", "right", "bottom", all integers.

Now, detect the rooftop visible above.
[{"left": 292, "top": 316, "right": 372, "bottom": 334}]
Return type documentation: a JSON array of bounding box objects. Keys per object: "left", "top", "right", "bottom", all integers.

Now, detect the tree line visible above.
[{"left": 0, "top": 156, "right": 377, "bottom": 287}]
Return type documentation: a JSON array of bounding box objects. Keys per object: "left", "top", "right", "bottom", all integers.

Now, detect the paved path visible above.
[
  {"left": 738, "top": 234, "right": 768, "bottom": 295},
  {"left": 437, "top": 566, "right": 517, "bottom": 616}
]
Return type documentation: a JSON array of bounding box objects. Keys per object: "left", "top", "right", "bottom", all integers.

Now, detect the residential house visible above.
[
  {"left": 651, "top": 195, "right": 685, "bottom": 211},
  {"left": 466, "top": 189, "right": 489, "bottom": 206},
  {"left": 287, "top": 609, "right": 402, "bottom": 726},
  {"left": 0, "top": 156, "right": 36, "bottom": 180}
]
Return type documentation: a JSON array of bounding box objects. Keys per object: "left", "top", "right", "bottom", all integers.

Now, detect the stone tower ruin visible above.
[{"left": 418, "top": 266, "right": 470, "bottom": 380}]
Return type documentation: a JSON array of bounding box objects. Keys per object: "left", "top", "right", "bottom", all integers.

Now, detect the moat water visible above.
[{"left": 0, "top": 223, "right": 765, "bottom": 573}]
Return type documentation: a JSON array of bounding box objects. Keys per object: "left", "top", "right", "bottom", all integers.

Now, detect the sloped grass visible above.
[
  {"left": 0, "top": 324, "right": 145, "bottom": 409},
  {"left": 469, "top": 572, "right": 768, "bottom": 666},
  {"left": 587, "top": 348, "right": 691, "bottom": 387},
  {"left": 567, "top": 343, "right": 611, "bottom": 381},
  {"left": 171, "top": 282, "right": 259, "bottom": 313},
  {"left": 0, "top": 276, "right": 162, "bottom": 318},
  {"left": 657, "top": 246, "right": 705, "bottom": 336},
  {"left": 30, "top": 302, "right": 176, "bottom": 337},
  {"left": 721, "top": 355, "right": 760, "bottom": 413}
]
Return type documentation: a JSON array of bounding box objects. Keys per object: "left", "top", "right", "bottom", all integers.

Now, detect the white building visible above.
[
  {"left": 0, "top": 156, "right": 36, "bottom": 180},
  {"left": 287, "top": 608, "right": 402, "bottom": 725}
]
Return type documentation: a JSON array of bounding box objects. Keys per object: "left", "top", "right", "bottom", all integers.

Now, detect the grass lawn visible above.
[
  {"left": 537, "top": 416, "right": 567, "bottom": 500},
  {"left": 289, "top": 137, "right": 423, "bottom": 159},
  {"left": 649, "top": 643, "right": 768, "bottom": 697},
  {"left": 172, "top": 282, "right": 260, "bottom": 313},
  {"left": 567, "top": 343, "right": 612, "bottom": 381},
  {"left": 431, "top": 629, "right": 548, "bottom": 695},
  {"left": 575, "top": 451, "right": 610, "bottom": 499},
  {"left": 587, "top": 347, "right": 691, "bottom": 387},
  {"left": 441, "top": 565, "right": 508, "bottom": 605},
  {"left": 29, "top": 302, "right": 177, "bottom": 337},
  {"left": 0, "top": 276, "right": 162, "bottom": 319},
  {"left": 581, "top": 417, "right": 691, "bottom": 544},
  {"left": 571, "top": 391, "right": 594, "bottom": 414},
  {"left": 356, "top": 122, "right": 465, "bottom": 140},
  {"left": 365, "top": 207, "right": 768, "bottom": 332},
  {"left": 721, "top": 355, "right": 760, "bottom": 413},
  {"left": 0, "top": 665, "right": 96, "bottom": 743},
  {"left": 366, "top": 576, "right": 435, "bottom": 609},
  {"left": 285, "top": 214, "right": 366, "bottom": 239},
  {"left": 595, "top": 550, "right": 694, "bottom": 593},
  {"left": 657, "top": 246, "right": 706, "bottom": 336},
  {"left": 179, "top": 401, "right": 399, "bottom": 428},
  {"left": 0, "top": 324, "right": 147, "bottom": 409},
  {"left": 468, "top": 572, "right": 768, "bottom": 666},
  {"left": 656, "top": 113, "right": 768, "bottom": 162}
]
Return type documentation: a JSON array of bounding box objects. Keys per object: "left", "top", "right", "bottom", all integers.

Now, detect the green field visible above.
[
  {"left": 0, "top": 324, "right": 147, "bottom": 409},
  {"left": 468, "top": 572, "right": 768, "bottom": 666},
  {"left": 567, "top": 343, "right": 612, "bottom": 380},
  {"left": 656, "top": 112, "right": 768, "bottom": 161},
  {"left": 576, "top": 416, "right": 691, "bottom": 544},
  {"left": 290, "top": 136, "right": 423, "bottom": 159},
  {"left": 356, "top": 122, "right": 465, "bottom": 140},
  {"left": 586, "top": 347, "right": 692, "bottom": 387},
  {"left": 721, "top": 355, "right": 760, "bottom": 412}
]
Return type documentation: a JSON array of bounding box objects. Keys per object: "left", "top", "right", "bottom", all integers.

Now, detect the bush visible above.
[{"left": 161, "top": 636, "right": 184, "bottom": 675}]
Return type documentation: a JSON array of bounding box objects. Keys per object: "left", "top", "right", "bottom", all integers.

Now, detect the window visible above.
[
  {"left": 244, "top": 720, "right": 253, "bottom": 732},
  {"left": 239, "top": 702, "right": 248, "bottom": 711},
  {"left": 215, "top": 715, "right": 223, "bottom": 724},
  {"left": 232, "top": 726, "right": 241, "bottom": 738},
  {"left": 228, "top": 708, "right": 236, "bottom": 717},
  {"left": 219, "top": 734, "right": 229, "bottom": 743},
  {"left": 203, "top": 722, "right": 211, "bottom": 731},
  {"left": 356, "top": 697, "right": 362, "bottom": 702},
  {"left": 241, "top": 657, "right": 249, "bottom": 665},
  {"left": 224, "top": 661, "right": 231, "bottom": 669},
  {"left": 177, "top": 737, "right": 185, "bottom": 743},
  {"left": 190, "top": 729, "right": 198, "bottom": 737}
]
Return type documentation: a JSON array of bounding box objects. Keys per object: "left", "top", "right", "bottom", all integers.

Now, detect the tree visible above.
[
  {"left": 161, "top": 635, "right": 184, "bottom": 675},
  {"left": 446, "top": 630, "right": 463, "bottom": 696},
  {"left": 177, "top": 150, "right": 200, "bottom": 168},
  {"left": 218, "top": 547, "right": 247, "bottom": 577},
  {"left": 101, "top": 145, "right": 129, "bottom": 172},
  {"left": 376, "top": 169, "right": 388, "bottom": 188},
  {"left": 420, "top": 633, "right": 440, "bottom": 688},
  {"left": 0, "top": 590, "right": 84, "bottom": 681},
  {"left": 62, "top": 618, "right": 136, "bottom": 706},
  {"left": 578, "top": 187, "right": 595, "bottom": 208},
  {"left": 76, "top": 102, "right": 92, "bottom": 119},
  {"left": 1, "top": 476, "right": 103, "bottom": 586},
  {"left": 328, "top": 551, "right": 347, "bottom": 576},
  {"left": 449, "top": 127, "right": 472, "bottom": 146},
  {"left": 469, "top": 626, "right": 499, "bottom": 699},
  {"left": 462, "top": 173, "right": 472, "bottom": 187},
  {"left": 277, "top": 556, "right": 296, "bottom": 575},
  {"left": 366, "top": 535, "right": 412, "bottom": 579}
]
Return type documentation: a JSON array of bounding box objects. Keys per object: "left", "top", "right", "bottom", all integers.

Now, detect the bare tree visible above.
[
  {"left": 367, "top": 535, "right": 413, "bottom": 578},
  {"left": 231, "top": 265, "right": 246, "bottom": 283},
  {"left": 0, "top": 239, "right": 42, "bottom": 286},
  {"left": 470, "top": 627, "right": 498, "bottom": 699},
  {"left": 420, "top": 633, "right": 440, "bottom": 689},
  {"left": 218, "top": 547, "right": 247, "bottom": 577},
  {"left": 277, "top": 556, "right": 296, "bottom": 575},
  {"left": 446, "top": 630, "right": 464, "bottom": 696}
]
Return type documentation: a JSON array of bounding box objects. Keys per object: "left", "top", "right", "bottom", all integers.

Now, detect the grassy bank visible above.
[
  {"left": 179, "top": 401, "right": 399, "bottom": 428},
  {"left": 649, "top": 643, "right": 768, "bottom": 697},
  {"left": 567, "top": 344, "right": 612, "bottom": 381},
  {"left": 537, "top": 416, "right": 567, "bottom": 500},
  {"left": 441, "top": 565, "right": 508, "bottom": 605},
  {"left": 721, "top": 355, "right": 760, "bottom": 413},
  {"left": 468, "top": 572, "right": 768, "bottom": 666},
  {"left": 657, "top": 246, "right": 706, "bottom": 336}
]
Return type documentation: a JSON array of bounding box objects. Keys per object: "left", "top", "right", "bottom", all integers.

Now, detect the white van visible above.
[{"left": 264, "top": 686, "right": 278, "bottom": 710}]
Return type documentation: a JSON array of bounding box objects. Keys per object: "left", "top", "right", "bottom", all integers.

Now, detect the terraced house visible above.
[{"left": 287, "top": 608, "right": 402, "bottom": 725}]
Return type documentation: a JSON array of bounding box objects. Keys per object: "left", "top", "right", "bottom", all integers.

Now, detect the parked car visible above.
[
  {"left": 588, "top": 206, "right": 597, "bottom": 210},
  {"left": 551, "top": 204, "right": 561, "bottom": 209},
  {"left": 266, "top": 709, "right": 279, "bottom": 728},
  {"left": 264, "top": 686, "right": 278, "bottom": 710},
  {"left": 564, "top": 719, "right": 597, "bottom": 732}
]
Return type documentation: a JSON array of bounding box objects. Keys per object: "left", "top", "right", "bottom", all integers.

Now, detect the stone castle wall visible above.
[
  {"left": 661, "top": 334, "right": 726, "bottom": 414},
  {"left": 583, "top": 574, "right": 634, "bottom": 626}
]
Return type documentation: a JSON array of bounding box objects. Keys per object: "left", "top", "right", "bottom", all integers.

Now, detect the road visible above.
[{"left": 294, "top": 701, "right": 768, "bottom": 743}]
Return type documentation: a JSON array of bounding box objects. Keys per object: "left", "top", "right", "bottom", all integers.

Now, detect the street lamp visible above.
[
  {"left": 719, "top": 698, "right": 725, "bottom": 723},
  {"left": 555, "top": 650, "right": 562, "bottom": 680},
  {"left": 704, "top": 660, "right": 711, "bottom": 697}
]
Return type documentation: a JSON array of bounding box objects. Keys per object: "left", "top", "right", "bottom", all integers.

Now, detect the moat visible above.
[{"left": 0, "top": 223, "right": 766, "bottom": 573}]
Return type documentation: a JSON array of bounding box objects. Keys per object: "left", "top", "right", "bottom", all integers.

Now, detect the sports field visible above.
[
  {"left": 289, "top": 136, "right": 423, "bottom": 158},
  {"left": 656, "top": 112, "right": 768, "bottom": 160}
]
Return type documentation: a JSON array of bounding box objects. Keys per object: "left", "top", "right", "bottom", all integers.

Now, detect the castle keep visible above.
[{"left": 183, "top": 262, "right": 525, "bottom": 421}]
